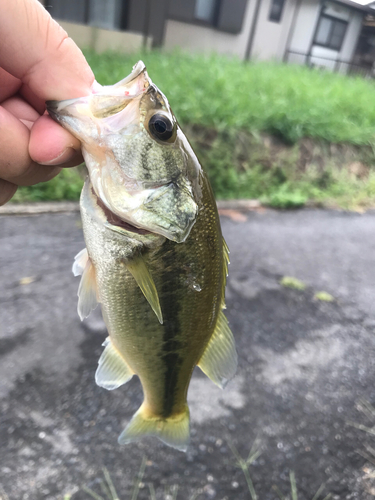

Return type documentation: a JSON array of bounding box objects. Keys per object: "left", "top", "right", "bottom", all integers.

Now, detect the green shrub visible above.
[{"left": 14, "top": 50, "right": 375, "bottom": 208}]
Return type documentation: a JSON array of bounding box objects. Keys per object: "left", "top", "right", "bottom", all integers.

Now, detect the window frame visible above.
[
  {"left": 268, "top": 0, "right": 286, "bottom": 23},
  {"left": 191, "top": 0, "right": 222, "bottom": 28},
  {"left": 313, "top": 13, "right": 348, "bottom": 52}
]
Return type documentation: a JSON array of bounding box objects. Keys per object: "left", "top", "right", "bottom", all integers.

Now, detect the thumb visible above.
[{"left": 0, "top": 0, "right": 94, "bottom": 100}]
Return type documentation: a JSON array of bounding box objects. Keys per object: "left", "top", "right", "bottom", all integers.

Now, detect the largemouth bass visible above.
[{"left": 47, "top": 61, "right": 237, "bottom": 451}]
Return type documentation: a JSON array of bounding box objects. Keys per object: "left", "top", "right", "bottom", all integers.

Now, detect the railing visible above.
[{"left": 284, "top": 50, "right": 374, "bottom": 79}]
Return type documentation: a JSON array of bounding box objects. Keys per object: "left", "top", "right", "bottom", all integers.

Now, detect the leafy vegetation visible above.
[
  {"left": 13, "top": 50, "right": 375, "bottom": 208},
  {"left": 12, "top": 167, "right": 84, "bottom": 203}
]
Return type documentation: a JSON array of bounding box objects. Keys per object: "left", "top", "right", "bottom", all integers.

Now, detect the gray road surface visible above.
[{"left": 1, "top": 209, "right": 375, "bottom": 500}]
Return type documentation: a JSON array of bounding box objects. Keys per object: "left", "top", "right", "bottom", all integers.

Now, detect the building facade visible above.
[
  {"left": 44, "top": 0, "right": 375, "bottom": 74},
  {"left": 164, "top": 0, "right": 370, "bottom": 73}
]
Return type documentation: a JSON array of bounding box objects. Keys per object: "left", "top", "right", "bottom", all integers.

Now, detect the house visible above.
[
  {"left": 352, "top": 8, "right": 375, "bottom": 72},
  {"left": 43, "top": 0, "right": 375, "bottom": 74},
  {"left": 164, "top": 0, "right": 375, "bottom": 74}
]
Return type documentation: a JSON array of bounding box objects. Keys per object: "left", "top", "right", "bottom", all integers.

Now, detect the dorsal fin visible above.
[
  {"left": 126, "top": 256, "right": 163, "bottom": 324},
  {"left": 198, "top": 311, "right": 237, "bottom": 389}
]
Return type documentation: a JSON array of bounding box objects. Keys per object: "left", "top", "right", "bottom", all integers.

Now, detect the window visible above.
[
  {"left": 268, "top": 0, "right": 285, "bottom": 23},
  {"left": 195, "top": 0, "right": 218, "bottom": 24},
  {"left": 314, "top": 14, "right": 348, "bottom": 51},
  {"left": 170, "top": 0, "right": 247, "bottom": 33}
]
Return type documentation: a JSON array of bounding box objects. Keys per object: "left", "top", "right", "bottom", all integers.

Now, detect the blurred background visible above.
[
  {"left": 13, "top": 0, "right": 375, "bottom": 210},
  {"left": 3, "top": 1, "right": 375, "bottom": 500},
  {"left": 42, "top": 0, "right": 375, "bottom": 74}
]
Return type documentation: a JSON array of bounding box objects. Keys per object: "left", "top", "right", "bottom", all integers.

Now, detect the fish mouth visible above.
[
  {"left": 93, "top": 189, "right": 151, "bottom": 236},
  {"left": 46, "top": 104, "right": 59, "bottom": 123}
]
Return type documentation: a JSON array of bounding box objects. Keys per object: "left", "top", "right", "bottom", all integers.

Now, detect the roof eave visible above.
[{"left": 327, "top": 0, "right": 375, "bottom": 13}]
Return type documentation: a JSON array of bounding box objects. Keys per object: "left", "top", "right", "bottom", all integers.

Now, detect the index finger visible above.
[{"left": 0, "top": 0, "right": 94, "bottom": 101}]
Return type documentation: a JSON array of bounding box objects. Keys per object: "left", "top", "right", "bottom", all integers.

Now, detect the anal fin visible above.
[
  {"left": 96, "top": 338, "right": 134, "bottom": 390},
  {"left": 198, "top": 311, "right": 237, "bottom": 389},
  {"left": 126, "top": 256, "right": 163, "bottom": 324}
]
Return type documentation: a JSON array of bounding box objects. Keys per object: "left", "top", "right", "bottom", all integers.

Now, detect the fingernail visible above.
[{"left": 39, "top": 147, "right": 77, "bottom": 166}]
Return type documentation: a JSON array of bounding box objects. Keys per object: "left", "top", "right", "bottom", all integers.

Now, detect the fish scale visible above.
[{"left": 82, "top": 174, "right": 222, "bottom": 418}]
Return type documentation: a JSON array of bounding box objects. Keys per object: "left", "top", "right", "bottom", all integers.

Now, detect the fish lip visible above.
[{"left": 46, "top": 102, "right": 61, "bottom": 124}]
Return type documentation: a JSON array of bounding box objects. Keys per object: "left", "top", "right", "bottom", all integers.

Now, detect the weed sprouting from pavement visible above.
[
  {"left": 227, "top": 439, "right": 261, "bottom": 500},
  {"left": 66, "top": 441, "right": 333, "bottom": 500},
  {"left": 272, "top": 471, "right": 331, "bottom": 500},
  {"left": 80, "top": 456, "right": 199, "bottom": 500},
  {"left": 227, "top": 440, "right": 331, "bottom": 500},
  {"left": 349, "top": 398, "right": 375, "bottom": 467},
  {"left": 350, "top": 399, "right": 375, "bottom": 437},
  {"left": 82, "top": 464, "right": 123, "bottom": 500}
]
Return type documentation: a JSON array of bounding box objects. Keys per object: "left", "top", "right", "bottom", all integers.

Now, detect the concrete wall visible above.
[
  {"left": 127, "top": 0, "right": 169, "bottom": 47},
  {"left": 163, "top": 0, "right": 258, "bottom": 59},
  {"left": 249, "top": 0, "right": 297, "bottom": 60},
  {"left": 288, "top": 0, "right": 321, "bottom": 56},
  {"left": 164, "top": 0, "right": 315, "bottom": 62},
  {"left": 340, "top": 10, "right": 363, "bottom": 61},
  {"left": 57, "top": 20, "right": 147, "bottom": 54}
]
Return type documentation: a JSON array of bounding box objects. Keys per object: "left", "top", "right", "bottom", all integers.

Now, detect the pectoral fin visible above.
[
  {"left": 221, "top": 238, "right": 230, "bottom": 309},
  {"left": 72, "top": 248, "right": 89, "bottom": 276},
  {"left": 96, "top": 338, "right": 134, "bottom": 390},
  {"left": 126, "top": 256, "right": 163, "bottom": 324},
  {"left": 77, "top": 256, "right": 98, "bottom": 321},
  {"left": 198, "top": 311, "right": 237, "bottom": 389}
]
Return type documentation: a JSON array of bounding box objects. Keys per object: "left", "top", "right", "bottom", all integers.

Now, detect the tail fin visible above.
[{"left": 118, "top": 404, "right": 190, "bottom": 452}]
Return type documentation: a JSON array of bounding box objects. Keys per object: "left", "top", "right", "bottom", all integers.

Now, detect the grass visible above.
[
  {"left": 228, "top": 441, "right": 331, "bottom": 500},
  {"left": 348, "top": 399, "right": 375, "bottom": 495},
  {"left": 79, "top": 458, "right": 199, "bottom": 500},
  {"left": 272, "top": 471, "right": 331, "bottom": 500},
  {"left": 65, "top": 449, "right": 331, "bottom": 500},
  {"left": 13, "top": 50, "right": 375, "bottom": 208},
  {"left": 85, "top": 50, "right": 375, "bottom": 147},
  {"left": 227, "top": 439, "right": 261, "bottom": 500}
]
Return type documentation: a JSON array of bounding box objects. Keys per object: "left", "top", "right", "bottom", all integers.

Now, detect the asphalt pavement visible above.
[{"left": 1, "top": 208, "right": 375, "bottom": 500}]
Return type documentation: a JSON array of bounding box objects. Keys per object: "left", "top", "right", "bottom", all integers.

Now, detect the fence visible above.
[{"left": 284, "top": 50, "right": 374, "bottom": 79}]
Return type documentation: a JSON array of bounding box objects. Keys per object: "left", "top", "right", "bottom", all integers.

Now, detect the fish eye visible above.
[{"left": 148, "top": 114, "right": 175, "bottom": 142}]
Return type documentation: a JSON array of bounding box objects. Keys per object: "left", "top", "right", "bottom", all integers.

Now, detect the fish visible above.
[{"left": 46, "top": 61, "right": 237, "bottom": 451}]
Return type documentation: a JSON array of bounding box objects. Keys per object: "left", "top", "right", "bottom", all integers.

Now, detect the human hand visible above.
[{"left": 0, "top": 0, "right": 95, "bottom": 205}]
